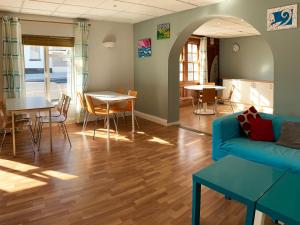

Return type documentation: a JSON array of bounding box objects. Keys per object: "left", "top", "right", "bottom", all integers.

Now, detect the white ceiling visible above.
[
  {"left": 193, "top": 17, "right": 261, "bottom": 38},
  {"left": 0, "top": 0, "right": 225, "bottom": 23}
]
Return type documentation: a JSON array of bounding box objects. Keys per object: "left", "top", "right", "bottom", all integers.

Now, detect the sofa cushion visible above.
[
  {"left": 221, "top": 137, "right": 300, "bottom": 172},
  {"left": 277, "top": 121, "right": 300, "bottom": 149},
  {"left": 237, "top": 106, "right": 261, "bottom": 137},
  {"left": 250, "top": 118, "right": 275, "bottom": 142}
]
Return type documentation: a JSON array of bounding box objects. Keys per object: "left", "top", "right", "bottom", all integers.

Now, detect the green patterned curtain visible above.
[
  {"left": 74, "top": 21, "right": 89, "bottom": 123},
  {"left": 199, "top": 37, "right": 208, "bottom": 84},
  {"left": 2, "top": 16, "right": 25, "bottom": 99}
]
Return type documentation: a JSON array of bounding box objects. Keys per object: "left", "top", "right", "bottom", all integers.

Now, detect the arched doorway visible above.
[{"left": 168, "top": 15, "right": 274, "bottom": 133}]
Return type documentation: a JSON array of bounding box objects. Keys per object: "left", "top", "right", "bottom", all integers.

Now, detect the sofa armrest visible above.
[{"left": 212, "top": 113, "right": 242, "bottom": 160}]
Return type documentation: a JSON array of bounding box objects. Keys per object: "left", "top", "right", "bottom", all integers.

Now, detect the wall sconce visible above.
[{"left": 102, "top": 34, "right": 116, "bottom": 48}]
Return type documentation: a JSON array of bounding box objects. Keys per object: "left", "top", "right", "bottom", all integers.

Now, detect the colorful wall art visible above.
[
  {"left": 157, "top": 23, "right": 170, "bottom": 40},
  {"left": 267, "top": 4, "right": 298, "bottom": 31},
  {"left": 138, "top": 38, "right": 151, "bottom": 58}
]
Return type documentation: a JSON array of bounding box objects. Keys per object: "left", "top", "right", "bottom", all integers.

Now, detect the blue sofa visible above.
[{"left": 212, "top": 113, "right": 300, "bottom": 173}]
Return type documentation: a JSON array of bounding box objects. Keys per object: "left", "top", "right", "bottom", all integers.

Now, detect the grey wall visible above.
[
  {"left": 134, "top": 0, "right": 300, "bottom": 123},
  {"left": 220, "top": 36, "right": 274, "bottom": 81},
  {"left": 0, "top": 13, "right": 134, "bottom": 99}
]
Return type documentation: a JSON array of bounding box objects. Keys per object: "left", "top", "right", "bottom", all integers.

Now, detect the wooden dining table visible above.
[
  {"left": 6, "top": 96, "right": 54, "bottom": 156},
  {"left": 184, "top": 85, "right": 226, "bottom": 115},
  {"left": 84, "top": 91, "right": 136, "bottom": 138}
]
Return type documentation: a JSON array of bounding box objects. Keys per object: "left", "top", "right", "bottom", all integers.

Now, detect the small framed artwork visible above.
[
  {"left": 157, "top": 23, "right": 170, "bottom": 40},
  {"left": 267, "top": 4, "right": 298, "bottom": 31},
  {"left": 138, "top": 38, "right": 151, "bottom": 58}
]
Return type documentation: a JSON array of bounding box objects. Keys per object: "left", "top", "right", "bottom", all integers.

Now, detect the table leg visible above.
[
  {"left": 245, "top": 204, "right": 256, "bottom": 225},
  {"left": 49, "top": 108, "right": 52, "bottom": 152},
  {"left": 254, "top": 210, "right": 265, "bottom": 225},
  {"left": 12, "top": 112, "right": 16, "bottom": 156},
  {"left": 192, "top": 180, "right": 201, "bottom": 225},
  {"left": 203, "top": 103, "right": 208, "bottom": 112},
  {"left": 107, "top": 102, "right": 110, "bottom": 139},
  {"left": 131, "top": 99, "right": 135, "bottom": 133}
]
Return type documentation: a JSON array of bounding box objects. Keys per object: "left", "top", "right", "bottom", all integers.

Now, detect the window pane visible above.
[
  {"left": 192, "top": 53, "right": 198, "bottom": 62},
  {"left": 188, "top": 53, "right": 193, "bottom": 62},
  {"left": 188, "top": 63, "right": 193, "bottom": 72},
  {"left": 194, "top": 63, "right": 199, "bottom": 72},
  {"left": 180, "top": 72, "right": 183, "bottom": 81},
  {"left": 194, "top": 71, "right": 199, "bottom": 81},
  {"left": 188, "top": 44, "right": 192, "bottom": 52},
  {"left": 188, "top": 72, "right": 193, "bottom": 81},
  {"left": 180, "top": 63, "right": 183, "bottom": 72},
  {"left": 192, "top": 44, "right": 198, "bottom": 53}
]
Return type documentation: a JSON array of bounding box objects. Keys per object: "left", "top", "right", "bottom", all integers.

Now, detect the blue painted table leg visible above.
[
  {"left": 245, "top": 204, "right": 255, "bottom": 225},
  {"left": 192, "top": 180, "right": 201, "bottom": 225}
]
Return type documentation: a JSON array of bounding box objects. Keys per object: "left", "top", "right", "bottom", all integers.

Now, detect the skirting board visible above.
[{"left": 134, "top": 110, "right": 179, "bottom": 127}]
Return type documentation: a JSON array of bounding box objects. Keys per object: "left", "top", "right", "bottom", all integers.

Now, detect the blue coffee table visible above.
[
  {"left": 257, "top": 172, "right": 300, "bottom": 225},
  {"left": 192, "top": 156, "right": 285, "bottom": 225}
]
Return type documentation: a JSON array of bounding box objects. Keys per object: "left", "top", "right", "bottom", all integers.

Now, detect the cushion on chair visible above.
[
  {"left": 237, "top": 106, "right": 261, "bottom": 137},
  {"left": 277, "top": 122, "right": 300, "bottom": 149},
  {"left": 250, "top": 118, "right": 275, "bottom": 142}
]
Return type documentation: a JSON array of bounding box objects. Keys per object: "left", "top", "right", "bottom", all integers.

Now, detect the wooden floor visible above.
[{"left": 0, "top": 118, "right": 275, "bottom": 225}]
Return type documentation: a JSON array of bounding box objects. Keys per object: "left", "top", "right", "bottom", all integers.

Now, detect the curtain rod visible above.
[{"left": 1, "top": 17, "right": 91, "bottom": 26}]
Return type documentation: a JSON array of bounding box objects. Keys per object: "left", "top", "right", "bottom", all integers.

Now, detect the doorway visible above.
[{"left": 23, "top": 45, "right": 73, "bottom": 103}]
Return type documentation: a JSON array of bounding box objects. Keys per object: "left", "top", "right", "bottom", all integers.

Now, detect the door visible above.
[{"left": 24, "top": 45, "right": 73, "bottom": 103}]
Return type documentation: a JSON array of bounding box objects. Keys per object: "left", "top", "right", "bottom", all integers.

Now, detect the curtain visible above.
[
  {"left": 2, "top": 16, "right": 25, "bottom": 99},
  {"left": 74, "top": 21, "right": 89, "bottom": 123},
  {"left": 199, "top": 37, "right": 208, "bottom": 84}
]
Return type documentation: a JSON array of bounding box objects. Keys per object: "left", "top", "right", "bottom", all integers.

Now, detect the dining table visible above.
[
  {"left": 84, "top": 91, "right": 136, "bottom": 138},
  {"left": 184, "top": 85, "right": 226, "bottom": 115},
  {"left": 6, "top": 96, "right": 54, "bottom": 156}
]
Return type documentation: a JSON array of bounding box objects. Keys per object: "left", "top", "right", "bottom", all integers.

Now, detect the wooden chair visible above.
[
  {"left": 85, "top": 95, "right": 118, "bottom": 139},
  {"left": 37, "top": 95, "right": 72, "bottom": 150},
  {"left": 77, "top": 92, "right": 89, "bottom": 129},
  {"left": 218, "top": 85, "right": 235, "bottom": 113},
  {"left": 204, "top": 82, "right": 216, "bottom": 86},
  {"left": 111, "top": 90, "right": 139, "bottom": 128},
  {"left": 0, "top": 102, "right": 35, "bottom": 152},
  {"left": 198, "top": 88, "right": 217, "bottom": 114}
]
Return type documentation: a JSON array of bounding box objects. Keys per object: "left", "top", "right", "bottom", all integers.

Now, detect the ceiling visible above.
[
  {"left": 0, "top": 0, "right": 225, "bottom": 23},
  {"left": 193, "top": 17, "right": 261, "bottom": 38}
]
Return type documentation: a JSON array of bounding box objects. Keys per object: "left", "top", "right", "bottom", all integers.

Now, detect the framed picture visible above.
[
  {"left": 267, "top": 4, "right": 298, "bottom": 31},
  {"left": 138, "top": 38, "right": 151, "bottom": 58},
  {"left": 157, "top": 23, "right": 170, "bottom": 40}
]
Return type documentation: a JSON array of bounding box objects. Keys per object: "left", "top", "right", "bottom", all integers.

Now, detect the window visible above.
[
  {"left": 179, "top": 38, "right": 200, "bottom": 83},
  {"left": 29, "top": 46, "right": 41, "bottom": 61}
]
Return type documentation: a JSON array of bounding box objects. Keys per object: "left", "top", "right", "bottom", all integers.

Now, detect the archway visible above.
[{"left": 168, "top": 15, "right": 274, "bottom": 130}]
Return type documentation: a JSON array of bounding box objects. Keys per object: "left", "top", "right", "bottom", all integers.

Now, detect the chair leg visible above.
[
  {"left": 0, "top": 131, "right": 7, "bottom": 152},
  {"left": 230, "top": 102, "right": 234, "bottom": 113},
  {"left": 82, "top": 111, "right": 87, "bottom": 130},
  {"left": 37, "top": 123, "right": 43, "bottom": 152},
  {"left": 123, "top": 112, "right": 126, "bottom": 123},
  {"left": 62, "top": 123, "right": 71, "bottom": 148},
  {"left": 93, "top": 118, "right": 98, "bottom": 140},
  {"left": 84, "top": 113, "right": 90, "bottom": 130},
  {"left": 60, "top": 123, "right": 67, "bottom": 139},
  {"left": 112, "top": 116, "right": 118, "bottom": 135},
  {"left": 27, "top": 125, "right": 36, "bottom": 151},
  {"left": 134, "top": 115, "right": 140, "bottom": 129}
]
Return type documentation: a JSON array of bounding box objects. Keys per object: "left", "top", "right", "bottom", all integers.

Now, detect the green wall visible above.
[
  {"left": 220, "top": 36, "right": 274, "bottom": 81},
  {"left": 134, "top": 0, "right": 300, "bottom": 123}
]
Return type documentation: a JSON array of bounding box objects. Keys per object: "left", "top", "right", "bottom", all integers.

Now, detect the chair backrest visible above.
[
  {"left": 115, "top": 88, "right": 127, "bottom": 94},
  {"left": 77, "top": 92, "right": 86, "bottom": 109},
  {"left": 84, "top": 95, "right": 95, "bottom": 114},
  {"left": 204, "top": 82, "right": 216, "bottom": 86},
  {"left": 202, "top": 88, "right": 216, "bottom": 103},
  {"left": 228, "top": 85, "right": 235, "bottom": 100},
  {"left": 127, "top": 90, "right": 137, "bottom": 109},
  {"left": 57, "top": 94, "right": 66, "bottom": 114},
  {"left": 62, "top": 95, "right": 71, "bottom": 119}
]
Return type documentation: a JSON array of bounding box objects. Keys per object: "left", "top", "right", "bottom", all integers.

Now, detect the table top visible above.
[
  {"left": 184, "top": 85, "right": 225, "bottom": 91},
  {"left": 257, "top": 172, "right": 300, "bottom": 224},
  {"left": 193, "top": 156, "right": 285, "bottom": 203},
  {"left": 85, "top": 91, "right": 136, "bottom": 102},
  {"left": 6, "top": 96, "right": 54, "bottom": 112}
]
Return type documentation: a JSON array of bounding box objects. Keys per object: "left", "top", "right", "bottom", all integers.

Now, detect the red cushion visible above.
[
  {"left": 250, "top": 118, "right": 275, "bottom": 142},
  {"left": 237, "top": 106, "right": 261, "bottom": 137}
]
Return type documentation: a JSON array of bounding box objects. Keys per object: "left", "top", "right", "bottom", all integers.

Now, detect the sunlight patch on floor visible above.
[
  {"left": 148, "top": 137, "right": 173, "bottom": 146},
  {"left": 42, "top": 170, "right": 78, "bottom": 180},
  {"left": 76, "top": 130, "right": 132, "bottom": 142},
  {"left": 0, "top": 170, "right": 46, "bottom": 192},
  {"left": 0, "top": 159, "right": 39, "bottom": 172}
]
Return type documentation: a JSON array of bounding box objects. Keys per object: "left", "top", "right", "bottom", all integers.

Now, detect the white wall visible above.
[{"left": 0, "top": 13, "right": 134, "bottom": 93}]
